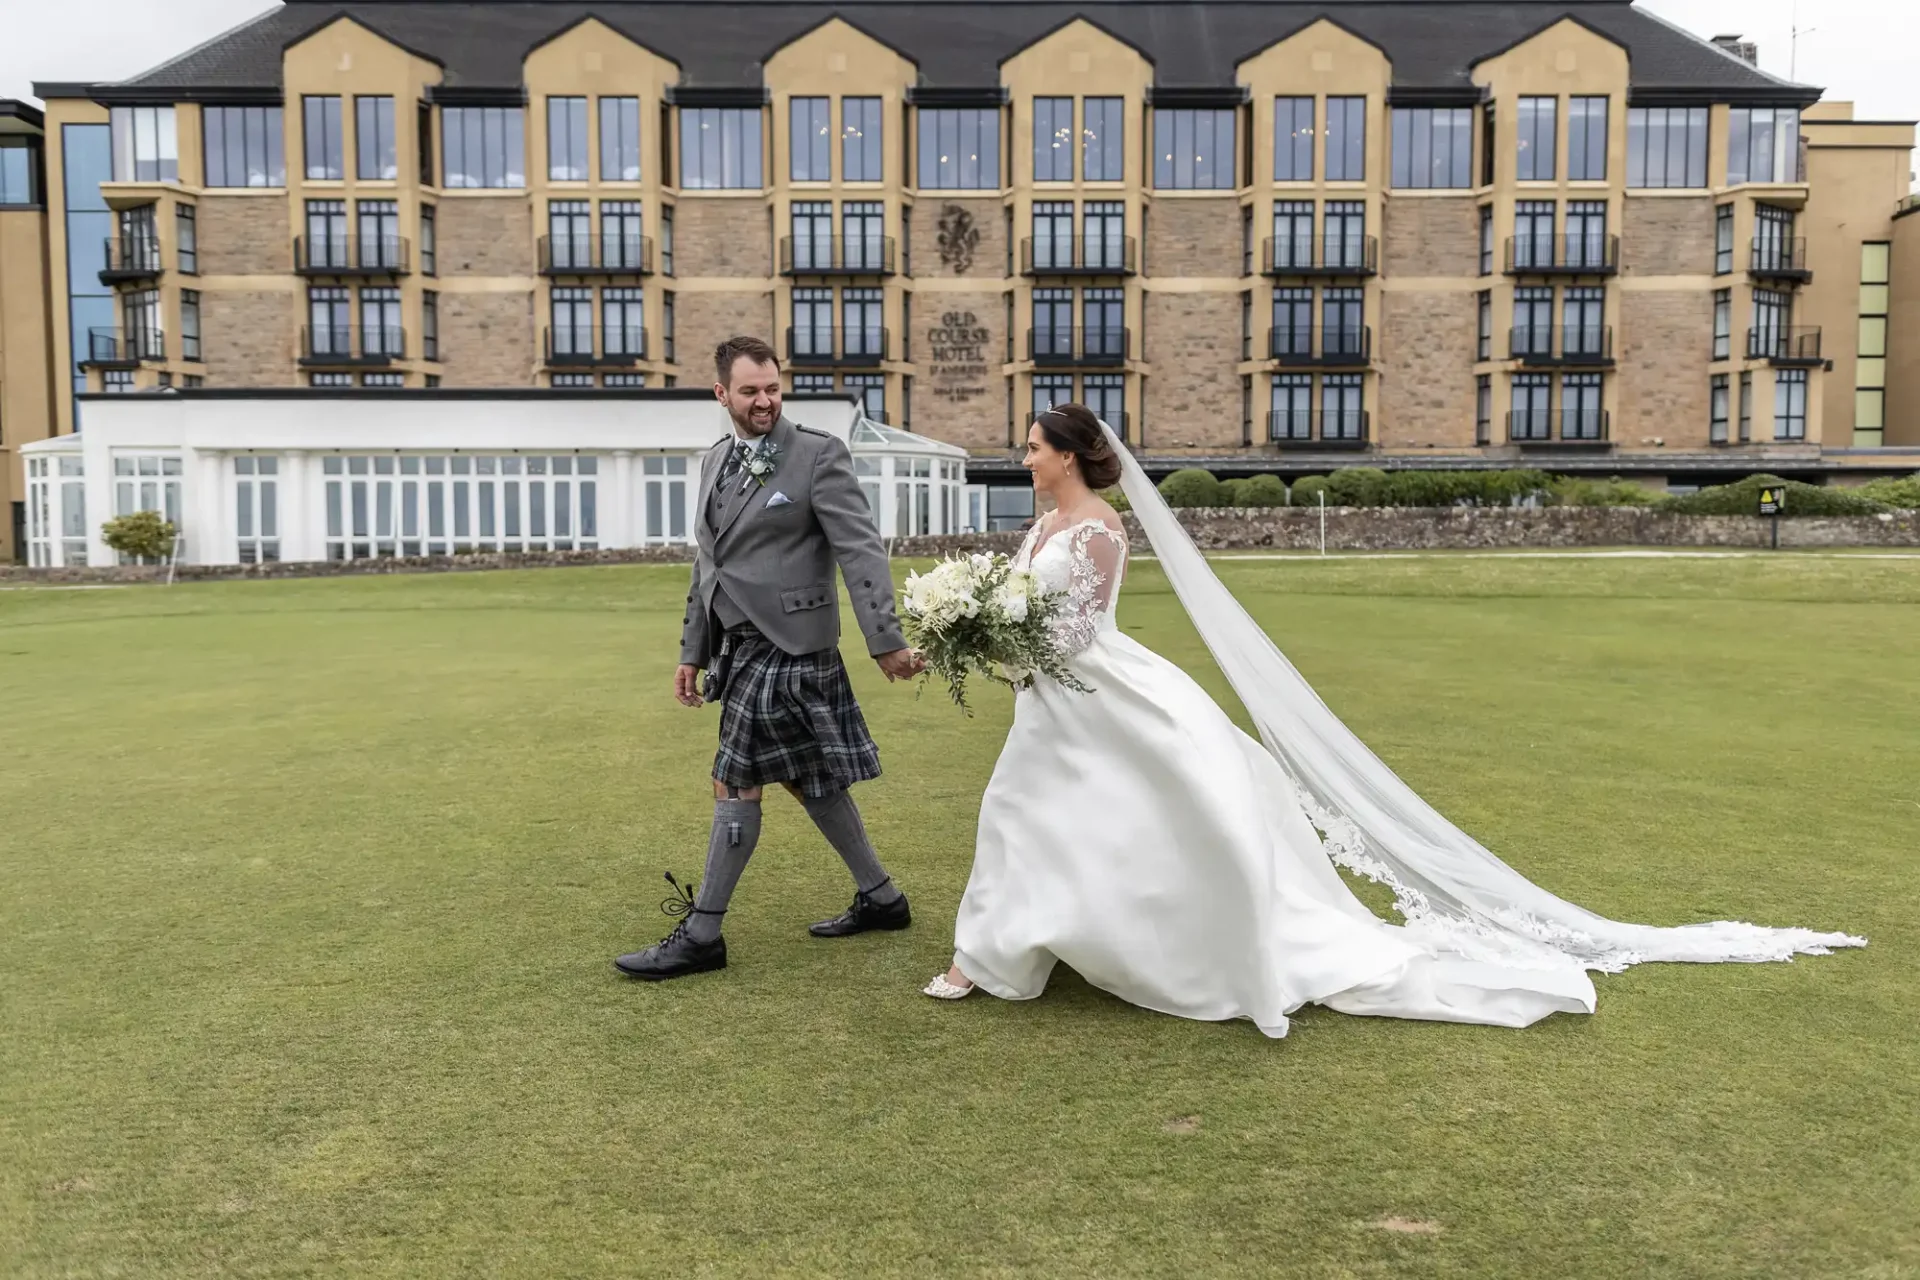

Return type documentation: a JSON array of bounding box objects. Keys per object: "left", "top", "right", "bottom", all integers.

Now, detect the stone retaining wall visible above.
[{"left": 7, "top": 508, "right": 1915, "bottom": 586}]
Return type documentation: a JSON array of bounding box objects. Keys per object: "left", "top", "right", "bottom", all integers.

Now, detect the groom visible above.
[{"left": 615, "top": 335, "right": 922, "bottom": 981}]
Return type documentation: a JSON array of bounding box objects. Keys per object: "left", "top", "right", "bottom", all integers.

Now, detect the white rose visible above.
[{"left": 996, "top": 585, "right": 1030, "bottom": 623}]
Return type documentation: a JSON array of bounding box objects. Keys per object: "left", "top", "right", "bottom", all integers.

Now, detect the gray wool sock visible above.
[
  {"left": 687, "top": 797, "right": 762, "bottom": 943},
  {"left": 801, "top": 789, "right": 902, "bottom": 904}
]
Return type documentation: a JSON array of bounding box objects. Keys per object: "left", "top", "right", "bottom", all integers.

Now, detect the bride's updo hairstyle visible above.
[{"left": 1034, "top": 403, "right": 1124, "bottom": 490}]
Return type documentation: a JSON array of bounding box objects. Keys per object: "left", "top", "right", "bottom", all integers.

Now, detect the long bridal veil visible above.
[{"left": 1098, "top": 422, "right": 1865, "bottom": 973}]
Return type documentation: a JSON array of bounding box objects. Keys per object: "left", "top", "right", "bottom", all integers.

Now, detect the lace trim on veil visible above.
[{"left": 1095, "top": 421, "right": 1866, "bottom": 975}]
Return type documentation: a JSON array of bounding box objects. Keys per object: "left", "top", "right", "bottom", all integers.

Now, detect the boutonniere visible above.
[{"left": 741, "top": 441, "right": 783, "bottom": 488}]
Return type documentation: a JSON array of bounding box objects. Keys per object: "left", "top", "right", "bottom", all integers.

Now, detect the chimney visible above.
[{"left": 1710, "top": 34, "right": 1759, "bottom": 65}]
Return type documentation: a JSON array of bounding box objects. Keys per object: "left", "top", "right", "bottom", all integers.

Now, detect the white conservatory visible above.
[{"left": 22, "top": 390, "right": 971, "bottom": 567}]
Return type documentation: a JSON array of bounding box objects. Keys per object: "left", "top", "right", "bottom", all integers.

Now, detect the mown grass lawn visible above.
[{"left": 2, "top": 554, "right": 1916, "bottom": 1279}]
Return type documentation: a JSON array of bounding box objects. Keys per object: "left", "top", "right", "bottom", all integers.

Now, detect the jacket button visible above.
[{"left": 864, "top": 580, "right": 872, "bottom": 588}]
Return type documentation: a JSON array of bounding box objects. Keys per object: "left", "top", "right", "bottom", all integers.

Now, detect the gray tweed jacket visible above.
[{"left": 680, "top": 415, "right": 905, "bottom": 666}]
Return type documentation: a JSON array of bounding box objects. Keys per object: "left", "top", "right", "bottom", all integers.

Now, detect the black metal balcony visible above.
[
  {"left": 300, "top": 325, "right": 406, "bottom": 366},
  {"left": 1269, "top": 326, "right": 1371, "bottom": 367},
  {"left": 1261, "top": 235, "right": 1378, "bottom": 277},
  {"left": 1749, "top": 238, "right": 1812, "bottom": 283},
  {"left": 1028, "top": 327, "right": 1129, "bottom": 367},
  {"left": 1020, "top": 236, "right": 1138, "bottom": 275},
  {"left": 98, "top": 236, "right": 162, "bottom": 285},
  {"left": 787, "top": 326, "right": 889, "bottom": 367},
  {"left": 542, "top": 326, "right": 647, "bottom": 367},
  {"left": 1507, "top": 410, "right": 1611, "bottom": 446},
  {"left": 1504, "top": 234, "right": 1620, "bottom": 275},
  {"left": 1509, "top": 325, "right": 1614, "bottom": 367},
  {"left": 780, "top": 236, "right": 897, "bottom": 276},
  {"left": 1267, "top": 410, "right": 1370, "bottom": 449},
  {"left": 295, "top": 235, "right": 411, "bottom": 276},
  {"left": 539, "top": 234, "right": 655, "bottom": 275},
  {"left": 80, "top": 327, "right": 166, "bottom": 367},
  {"left": 1747, "top": 326, "right": 1823, "bottom": 365}
]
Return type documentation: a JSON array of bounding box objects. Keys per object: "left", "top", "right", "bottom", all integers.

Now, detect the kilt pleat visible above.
[{"left": 713, "top": 629, "right": 881, "bottom": 798}]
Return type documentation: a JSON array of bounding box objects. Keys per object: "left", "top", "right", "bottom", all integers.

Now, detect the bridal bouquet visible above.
[{"left": 901, "top": 553, "right": 1091, "bottom": 712}]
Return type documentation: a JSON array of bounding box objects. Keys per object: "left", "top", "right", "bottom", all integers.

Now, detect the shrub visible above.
[
  {"left": 1158, "top": 468, "right": 1224, "bottom": 508},
  {"left": 1102, "top": 487, "right": 1131, "bottom": 513},
  {"left": 1548, "top": 475, "right": 1666, "bottom": 507},
  {"left": 1383, "top": 471, "right": 1479, "bottom": 508},
  {"left": 100, "top": 510, "right": 178, "bottom": 561},
  {"left": 1323, "top": 466, "right": 1391, "bottom": 507},
  {"left": 1217, "top": 477, "right": 1250, "bottom": 507},
  {"left": 1856, "top": 473, "right": 1920, "bottom": 510},
  {"left": 1289, "top": 475, "right": 1330, "bottom": 505},
  {"left": 1661, "top": 473, "right": 1890, "bottom": 517},
  {"left": 1239, "top": 474, "right": 1290, "bottom": 507}
]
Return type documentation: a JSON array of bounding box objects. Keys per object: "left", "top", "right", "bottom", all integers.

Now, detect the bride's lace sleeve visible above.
[{"left": 1051, "top": 521, "right": 1127, "bottom": 655}]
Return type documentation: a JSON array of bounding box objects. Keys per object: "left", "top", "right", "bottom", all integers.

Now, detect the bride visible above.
[{"left": 921, "top": 404, "right": 1864, "bottom": 1035}]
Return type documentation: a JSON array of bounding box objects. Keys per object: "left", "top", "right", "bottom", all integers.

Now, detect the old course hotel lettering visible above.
[{"left": 930, "top": 312, "right": 991, "bottom": 403}]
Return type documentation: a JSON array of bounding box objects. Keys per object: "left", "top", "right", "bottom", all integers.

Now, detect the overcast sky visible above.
[{"left": 4, "top": 0, "right": 1913, "bottom": 183}]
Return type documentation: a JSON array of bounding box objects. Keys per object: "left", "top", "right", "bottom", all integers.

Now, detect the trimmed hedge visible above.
[
  {"left": 1159, "top": 468, "right": 1226, "bottom": 507},
  {"left": 1856, "top": 474, "right": 1920, "bottom": 510},
  {"left": 1661, "top": 473, "right": 1889, "bottom": 517},
  {"left": 1239, "top": 474, "right": 1290, "bottom": 507}
]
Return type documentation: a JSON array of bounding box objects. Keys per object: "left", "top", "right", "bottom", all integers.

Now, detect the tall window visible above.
[
  {"left": 604, "top": 287, "right": 645, "bottom": 356},
  {"left": 358, "top": 199, "right": 399, "bottom": 268},
  {"left": 418, "top": 102, "right": 434, "bottom": 184},
  {"left": 1511, "top": 373, "right": 1552, "bottom": 440},
  {"left": 600, "top": 97, "right": 641, "bottom": 181},
  {"left": 1481, "top": 102, "right": 1496, "bottom": 187},
  {"left": 552, "top": 286, "right": 593, "bottom": 357},
  {"left": 1272, "top": 287, "right": 1312, "bottom": 358},
  {"left": 356, "top": 96, "right": 396, "bottom": 180},
  {"left": 233, "top": 456, "right": 280, "bottom": 564},
  {"left": 180, "top": 289, "right": 201, "bottom": 361},
  {"left": 1563, "top": 286, "right": 1604, "bottom": 356},
  {"left": 1325, "top": 97, "right": 1365, "bottom": 181},
  {"left": 548, "top": 96, "right": 588, "bottom": 181},
  {"left": 1083, "top": 97, "right": 1123, "bottom": 181},
  {"left": 1323, "top": 288, "right": 1364, "bottom": 357},
  {"left": 791, "top": 97, "right": 831, "bottom": 181},
  {"left": 176, "top": 205, "right": 197, "bottom": 274},
  {"left": 306, "top": 199, "right": 347, "bottom": 268},
  {"left": 1513, "top": 286, "right": 1553, "bottom": 357},
  {"left": 1568, "top": 96, "right": 1607, "bottom": 180},
  {"left": 1517, "top": 97, "right": 1557, "bottom": 181},
  {"left": 1085, "top": 201, "right": 1125, "bottom": 270},
  {"left": 1566, "top": 200, "right": 1607, "bottom": 269},
  {"left": 1275, "top": 96, "right": 1313, "bottom": 181},
  {"left": 303, "top": 96, "right": 343, "bottom": 180},
  {"left": 1083, "top": 374, "right": 1124, "bottom": 435},
  {"left": 682, "top": 107, "right": 762, "bottom": 189},
  {"left": 361, "top": 287, "right": 402, "bottom": 355},
  {"left": 791, "top": 200, "right": 833, "bottom": 270},
  {"left": 1476, "top": 374, "right": 1493, "bottom": 444},
  {"left": 1479, "top": 205, "right": 1494, "bottom": 275},
  {"left": 1, "top": 138, "right": 37, "bottom": 204},
  {"left": 842, "top": 97, "right": 882, "bottom": 182},
  {"left": 1857, "top": 241, "right": 1891, "bottom": 445},
  {"left": 1774, "top": 368, "right": 1808, "bottom": 439},
  {"left": 1325, "top": 201, "right": 1365, "bottom": 269},
  {"left": 420, "top": 205, "right": 436, "bottom": 275},
  {"left": 1714, "top": 203, "right": 1734, "bottom": 274},
  {"left": 792, "top": 287, "right": 833, "bottom": 357},
  {"left": 918, "top": 108, "right": 999, "bottom": 190},
  {"left": 203, "top": 106, "right": 283, "bottom": 187},
  {"left": 1153, "top": 109, "right": 1236, "bottom": 189},
  {"left": 1713, "top": 288, "right": 1731, "bottom": 360},
  {"left": 1754, "top": 204, "right": 1795, "bottom": 272},
  {"left": 1272, "top": 200, "right": 1312, "bottom": 270},
  {"left": 1750, "top": 287, "right": 1789, "bottom": 357},
  {"left": 1562, "top": 373, "right": 1604, "bottom": 439},
  {"left": 1728, "top": 108, "right": 1801, "bottom": 185},
  {"left": 309, "top": 286, "right": 350, "bottom": 355},
  {"left": 1032, "top": 373, "right": 1074, "bottom": 419},
  {"left": 1514, "top": 201, "right": 1555, "bottom": 270},
  {"left": 110, "top": 106, "right": 178, "bottom": 182},
  {"left": 843, "top": 200, "right": 884, "bottom": 270},
  {"left": 1739, "top": 371, "right": 1753, "bottom": 442},
  {"left": 660, "top": 206, "right": 673, "bottom": 275},
  {"left": 1390, "top": 108, "right": 1471, "bottom": 188},
  {"left": 1084, "top": 287, "right": 1124, "bottom": 358},
  {"left": 1271, "top": 374, "right": 1311, "bottom": 440},
  {"left": 1034, "top": 97, "right": 1073, "bottom": 182},
  {"left": 1477, "top": 289, "right": 1492, "bottom": 360},
  {"left": 844, "top": 288, "right": 884, "bottom": 357},
  {"left": 1032, "top": 288, "right": 1073, "bottom": 359},
  {"left": 1626, "top": 107, "right": 1707, "bottom": 188},
  {"left": 443, "top": 107, "right": 526, "bottom": 188},
  {"left": 1323, "top": 374, "right": 1364, "bottom": 440},
  {"left": 602, "top": 200, "right": 645, "bottom": 269},
  {"left": 1032, "top": 200, "right": 1074, "bottom": 270},
  {"left": 844, "top": 373, "right": 886, "bottom": 420},
  {"left": 422, "top": 289, "right": 438, "bottom": 361},
  {"left": 1710, "top": 373, "right": 1730, "bottom": 443},
  {"left": 550, "top": 200, "right": 591, "bottom": 268}
]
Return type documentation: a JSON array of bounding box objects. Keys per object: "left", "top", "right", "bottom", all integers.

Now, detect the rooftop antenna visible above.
[{"left": 1790, "top": 0, "right": 1817, "bottom": 81}]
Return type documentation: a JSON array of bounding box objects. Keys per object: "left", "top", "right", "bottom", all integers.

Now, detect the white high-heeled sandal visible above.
[{"left": 922, "top": 973, "right": 976, "bottom": 1000}]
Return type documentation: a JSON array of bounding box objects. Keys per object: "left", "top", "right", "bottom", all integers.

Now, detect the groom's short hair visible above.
[{"left": 715, "top": 335, "right": 781, "bottom": 386}]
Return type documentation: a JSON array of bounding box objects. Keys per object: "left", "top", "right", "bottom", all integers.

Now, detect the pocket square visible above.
[{"left": 765, "top": 491, "right": 793, "bottom": 508}]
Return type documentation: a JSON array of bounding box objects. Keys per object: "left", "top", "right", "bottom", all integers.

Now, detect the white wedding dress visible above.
[{"left": 947, "top": 432, "right": 1865, "bottom": 1038}]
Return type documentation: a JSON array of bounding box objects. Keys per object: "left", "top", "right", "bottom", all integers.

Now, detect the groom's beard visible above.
[{"left": 728, "top": 400, "right": 779, "bottom": 437}]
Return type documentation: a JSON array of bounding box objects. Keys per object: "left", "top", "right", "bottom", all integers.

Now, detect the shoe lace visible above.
[{"left": 658, "top": 871, "right": 699, "bottom": 942}]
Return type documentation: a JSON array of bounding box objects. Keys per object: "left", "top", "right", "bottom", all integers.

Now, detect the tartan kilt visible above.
[{"left": 712, "top": 628, "right": 882, "bottom": 799}]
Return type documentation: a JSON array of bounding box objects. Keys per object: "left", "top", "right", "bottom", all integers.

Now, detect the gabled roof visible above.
[{"left": 83, "top": 2, "right": 1813, "bottom": 103}]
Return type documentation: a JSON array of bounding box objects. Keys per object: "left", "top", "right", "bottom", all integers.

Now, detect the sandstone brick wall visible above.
[
  {"left": 438, "top": 197, "right": 533, "bottom": 276},
  {"left": 675, "top": 291, "right": 775, "bottom": 379},
  {"left": 196, "top": 196, "right": 290, "bottom": 275},
  {"left": 1382, "top": 197, "right": 1479, "bottom": 275},
  {"left": 1621, "top": 196, "right": 1715, "bottom": 276},
  {"left": 909, "top": 198, "right": 1006, "bottom": 278},
  {"left": 440, "top": 291, "right": 535, "bottom": 385},
  {"left": 1143, "top": 292, "right": 1241, "bottom": 449},
  {"left": 673, "top": 198, "right": 772, "bottom": 278},
  {"left": 200, "top": 290, "right": 296, "bottom": 385},
  {"left": 1379, "top": 291, "right": 1476, "bottom": 446},
  {"left": 1143, "top": 198, "right": 1239, "bottom": 277},
  {"left": 1618, "top": 290, "right": 1713, "bottom": 443},
  {"left": 914, "top": 291, "right": 1004, "bottom": 450}
]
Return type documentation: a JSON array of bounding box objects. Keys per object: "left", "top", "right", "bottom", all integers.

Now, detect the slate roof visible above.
[{"left": 74, "top": 0, "right": 1814, "bottom": 103}]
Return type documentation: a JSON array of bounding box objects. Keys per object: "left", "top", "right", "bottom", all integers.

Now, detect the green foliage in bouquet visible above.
[{"left": 901, "top": 553, "right": 1093, "bottom": 714}]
